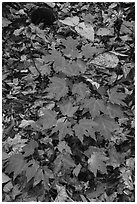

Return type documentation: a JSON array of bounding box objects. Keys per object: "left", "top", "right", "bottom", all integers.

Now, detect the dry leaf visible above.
[
  {"left": 54, "top": 184, "right": 68, "bottom": 202},
  {"left": 90, "top": 52, "right": 119, "bottom": 68},
  {"left": 59, "top": 16, "right": 79, "bottom": 26},
  {"left": 2, "top": 173, "right": 11, "bottom": 184},
  {"left": 75, "top": 22, "right": 94, "bottom": 41}
]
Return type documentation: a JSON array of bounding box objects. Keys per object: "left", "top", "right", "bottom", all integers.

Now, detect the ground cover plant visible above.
[{"left": 2, "top": 2, "right": 135, "bottom": 202}]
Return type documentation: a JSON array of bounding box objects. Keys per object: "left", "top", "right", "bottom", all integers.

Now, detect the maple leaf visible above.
[
  {"left": 86, "top": 183, "right": 106, "bottom": 200},
  {"left": 109, "top": 87, "right": 126, "bottom": 105},
  {"left": 30, "top": 58, "right": 51, "bottom": 76},
  {"left": 42, "top": 49, "right": 66, "bottom": 73},
  {"left": 54, "top": 153, "right": 76, "bottom": 173},
  {"left": 43, "top": 166, "right": 54, "bottom": 179},
  {"left": 73, "top": 118, "right": 97, "bottom": 142},
  {"left": 61, "top": 37, "right": 80, "bottom": 58},
  {"left": 63, "top": 59, "right": 87, "bottom": 76},
  {"left": 33, "top": 166, "right": 54, "bottom": 190},
  {"left": 53, "top": 155, "right": 63, "bottom": 174},
  {"left": 42, "top": 166, "right": 54, "bottom": 190},
  {"left": 94, "top": 115, "right": 119, "bottom": 139},
  {"left": 72, "top": 82, "right": 90, "bottom": 101},
  {"left": 33, "top": 168, "right": 43, "bottom": 187},
  {"left": 25, "top": 160, "right": 39, "bottom": 182},
  {"left": 5, "top": 154, "right": 26, "bottom": 180},
  {"left": 3, "top": 134, "right": 28, "bottom": 154},
  {"left": 37, "top": 64, "right": 51, "bottom": 76},
  {"left": 23, "top": 140, "right": 38, "bottom": 157},
  {"left": 84, "top": 146, "right": 105, "bottom": 158},
  {"left": 81, "top": 98, "right": 107, "bottom": 118},
  {"left": 61, "top": 61, "right": 83, "bottom": 76},
  {"left": 88, "top": 152, "right": 108, "bottom": 176},
  {"left": 46, "top": 77, "right": 68, "bottom": 100},
  {"left": 59, "top": 102, "right": 78, "bottom": 117},
  {"left": 51, "top": 120, "right": 73, "bottom": 140},
  {"left": 81, "top": 44, "right": 104, "bottom": 59},
  {"left": 107, "top": 146, "right": 126, "bottom": 168},
  {"left": 62, "top": 152, "right": 76, "bottom": 168},
  {"left": 96, "top": 85, "right": 108, "bottom": 96},
  {"left": 106, "top": 103, "right": 124, "bottom": 118},
  {"left": 36, "top": 109, "right": 57, "bottom": 130},
  {"left": 76, "top": 58, "right": 87, "bottom": 73}
]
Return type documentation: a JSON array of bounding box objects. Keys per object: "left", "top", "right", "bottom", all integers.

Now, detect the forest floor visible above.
[{"left": 2, "top": 2, "right": 135, "bottom": 202}]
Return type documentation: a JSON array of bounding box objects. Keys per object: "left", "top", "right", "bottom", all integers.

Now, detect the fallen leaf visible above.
[
  {"left": 2, "top": 152, "right": 9, "bottom": 160},
  {"left": 45, "top": 2, "right": 55, "bottom": 8},
  {"left": 90, "top": 52, "right": 119, "bottom": 68},
  {"left": 75, "top": 22, "right": 94, "bottom": 41},
  {"left": 3, "top": 181, "right": 13, "bottom": 193},
  {"left": 13, "top": 27, "right": 25, "bottom": 36},
  {"left": 80, "top": 194, "right": 88, "bottom": 202},
  {"left": 120, "top": 167, "right": 134, "bottom": 190},
  {"left": 59, "top": 16, "right": 79, "bottom": 26},
  {"left": 55, "top": 184, "right": 68, "bottom": 202},
  {"left": 2, "top": 17, "right": 12, "bottom": 27},
  {"left": 73, "top": 164, "right": 82, "bottom": 176},
  {"left": 11, "top": 184, "right": 21, "bottom": 199},
  {"left": 19, "top": 119, "right": 35, "bottom": 128},
  {"left": 2, "top": 173, "right": 11, "bottom": 183}
]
